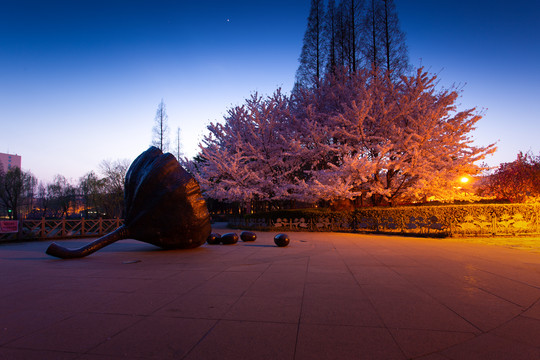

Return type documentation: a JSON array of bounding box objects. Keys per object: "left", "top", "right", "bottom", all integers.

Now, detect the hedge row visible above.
[{"left": 228, "top": 203, "right": 540, "bottom": 237}]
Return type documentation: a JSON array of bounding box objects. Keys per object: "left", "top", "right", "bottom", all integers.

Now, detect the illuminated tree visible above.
[
  {"left": 292, "top": 67, "right": 496, "bottom": 205},
  {"left": 192, "top": 90, "right": 304, "bottom": 211},
  {"left": 479, "top": 152, "right": 540, "bottom": 202},
  {"left": 193, "top": 67, "right": 495, "bottom": 208}
]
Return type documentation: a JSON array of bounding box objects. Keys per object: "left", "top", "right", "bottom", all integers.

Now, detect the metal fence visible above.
[{"left": 0, "top": 218, "right": 123, "bottom": 242}]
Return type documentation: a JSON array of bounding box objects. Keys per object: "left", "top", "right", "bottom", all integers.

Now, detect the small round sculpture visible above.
[
  {"left": 221, "top": 232, "right": 239, "bottom": 245},
  {"left": 207, "top": 233, "right": 222, "bottom": 245},
  {"left": 274, "top": 233, "right": 290, "bottom": 247},
  {"left": 240, "top": 231, "right": 257, "bottom": 242}
]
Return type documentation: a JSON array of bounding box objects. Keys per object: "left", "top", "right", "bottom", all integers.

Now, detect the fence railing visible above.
[{"left": 0, "top": 218, "right": 123, "bottom": 241}]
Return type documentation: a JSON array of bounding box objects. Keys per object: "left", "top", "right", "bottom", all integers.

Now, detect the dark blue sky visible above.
[{"left": 1, "top": 0, "right": 539, "bottom": 182}]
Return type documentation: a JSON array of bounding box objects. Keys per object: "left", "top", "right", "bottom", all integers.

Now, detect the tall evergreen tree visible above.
[
  {"left": 325, "top": 0, "right": 338, "bottom": 75},
  {"left": 380, "top": 0, "right": 409, "bottom": 77},
  {"left": 361, "top": 0, "right": 384, "bottom": 71},
  {"left": 295, "top": 0, "right": 327, "bottom": 89},
  {"left": 333, "top": 0, "right": 365, "bottom": 74}
]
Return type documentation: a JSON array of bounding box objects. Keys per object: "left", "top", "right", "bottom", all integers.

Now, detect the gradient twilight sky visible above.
[{"left": 1, "top": 0, "right": 539, "bottom": 183}]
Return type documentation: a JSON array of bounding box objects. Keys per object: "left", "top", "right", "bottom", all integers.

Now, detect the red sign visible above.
[{"left": 0, "top": 220, "right": 18, "bottom": 233}]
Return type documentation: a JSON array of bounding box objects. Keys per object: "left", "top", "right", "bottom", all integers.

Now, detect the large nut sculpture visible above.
[{"left": 46, "top": 146, "right": 211, "bottom": 258}]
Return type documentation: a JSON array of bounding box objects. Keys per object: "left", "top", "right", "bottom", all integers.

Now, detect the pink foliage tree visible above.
[
  {"left": 293, "top": 68, "right": 496, "bottom": 205},
  {"left": 188, "top": 67, "right": 496, "bottom": 208},
  {"left": 186, "top": 90, "right": 305, "bottom": 211}
]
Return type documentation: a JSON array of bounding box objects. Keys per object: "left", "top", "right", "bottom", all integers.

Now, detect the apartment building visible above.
[{"left": 0, "top": 152, "right": 21, "bottom": 173}]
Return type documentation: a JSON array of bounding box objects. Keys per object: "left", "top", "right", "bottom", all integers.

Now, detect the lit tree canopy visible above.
[
  {"left": 190, "top": 68, "right": 495, "bottom": 207},
  {"left": 188, "top": 90, "right": 303, "bottom": 206},
  {"left": 293, "top": 68, "right": 496, "bottom": 205},
  {"left": 479, "top": 151, "right": 540, "bottom": 203}
]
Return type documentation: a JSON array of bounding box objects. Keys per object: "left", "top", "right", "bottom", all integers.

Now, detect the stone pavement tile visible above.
[
  {"left": 308, "top": 263, "right": 350, "bottom": 275},
  {"left": 303, "top": 281, "right": 365, "bottom": 299},
  {"left": 264, "top": 261, "right": 309, "bottom": 274},
  {"left": 413, "top": 354, "right": 452, "bottom": 360},
  {"left": 451, "top": 254, "right": 540, "bottom": 288},
  {"left": 440, "top": 333, "right": 540, "bottom": 360},
  {"left": 385, "top": 263, "right": 466, "bottom": 289},
  {"left": 309, "top": 253, "right": 348, "bottom": 266},
  {"left": 88, "top": 267, "right": 178, "bottom": 281},
  {"left": 421, "top": 284, "right": 524, "bottom": 332},
  {"left": 362, "top": 283, "right": 479, "bottom": 333},
  {"left": 6, "top": 313, "right": 141, "bottom": 353},
  {"left": 0, "top": 347, "right": 79, "bottom": 360},
  {"left": 295, "top": 324, "right": 405, "bottom": 360},
  {"left": 76, "top": 354, "right": 138, "bottom": 360},
  {"left": 349, "top": 265, "right": 405, "bottom": 285},
  {"left": 155, "top": 293, "right": 240, "bottom": 320},
  {"left": 300, "top": 295, "right": 383, "bottom": 327},
  {"left": 457, "top": 268, "right": 540, "bottom": 308},
  {"left": 305, "top": 270, "right": 358, "bottom": 285},
  {"left": 52, "top": 276, "right": 155, "bottom": 293},
  {"left": 188, "top": 271, "right": 262, "bottom": 297},
  {"left": 88, "top": 292, "right": 178, "bottom": 316},
  {"left": 522, "top": 299, "right": 540, "bottom": 320},
  {"left": 339, "top": 253, "right": 383, "bottom": 267},
  {"left": 183, "top": 320, "right": 297, "bottom": 360},
  {"left": 369, "top": 254, "right": 424, "bottom": 268},
  {"left": 243, "top": 277, "right": 305, "bottom": 299},
  {"left": 222, "top": 295, "right": 302, "bottom": 323},
  {"left": 89, "top": 317, "right": 216, "bottom": 359},
  {"left": 138, "top": 270, "right": 219, "bottom": 295},
  {"left": 388, "top": 328, "right": 476, "bottom": 359},
  {"left": 0, "top": 310, "right": 71, "bottom": 346},
  {"left": 491, "top": 315, "right": 540, "bottom": 348},
  {"left": 224, "top": 262, "right": 272, "bottom": 272},
  {"left": 0, "top": 289, "right": 122, "bottom": 314},
  {"left": 0, "top": 277, "right": 35, "bottom": 299}
]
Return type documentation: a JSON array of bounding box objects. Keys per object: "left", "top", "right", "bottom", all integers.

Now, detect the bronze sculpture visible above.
[
  {"left": 274, "top": 233, "right": 290, "bottom": 247},
  {"left": 46, "top": 147, "right": 212, "bottom": 258},
  {"left": 240, "top": 231, "right": 256, "bottom": 242},
  {"left": 220, "top": 232, "right": 239, "bottom": 245}
]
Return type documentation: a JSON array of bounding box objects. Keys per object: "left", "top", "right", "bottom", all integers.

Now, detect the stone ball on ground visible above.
[
  {"left": 206, "top": 233, "right": 222, "bottom": 245},
  {"left": 221, "top": 232, "right": 239, "bottom": 245},
  {"left": 274, "top": 233, "right": 290, "bottom": 247},
  {"left": 240, "top": 231, "right": 257, "bottom": 242}
]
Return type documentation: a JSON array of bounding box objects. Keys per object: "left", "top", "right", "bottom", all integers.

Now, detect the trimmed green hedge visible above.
[{"left": 228, "top": 203, "right": 540, "bottom": 237}]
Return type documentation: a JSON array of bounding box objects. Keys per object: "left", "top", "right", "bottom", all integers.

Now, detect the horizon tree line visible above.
[{"left": 0, "top": 159, "right": 129, "bottom": 220}]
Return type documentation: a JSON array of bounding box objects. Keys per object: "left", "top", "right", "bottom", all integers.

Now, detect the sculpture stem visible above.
[{"left": 46, "top": 225, "right": 130, "bottom": 259}]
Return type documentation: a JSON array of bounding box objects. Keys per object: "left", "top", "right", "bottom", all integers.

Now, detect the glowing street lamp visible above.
[{"left": 459, "top": 176, "right": 470, "bottom": 184}]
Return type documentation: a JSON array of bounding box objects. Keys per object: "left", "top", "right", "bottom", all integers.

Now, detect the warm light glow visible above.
[{"left": 460, "top": 176, "right": 470, "bottom": 184}]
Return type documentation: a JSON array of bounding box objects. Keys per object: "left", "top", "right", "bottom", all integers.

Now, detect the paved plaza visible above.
[{"left": 1, "top": 224, "right": 539, "bottom": 359}]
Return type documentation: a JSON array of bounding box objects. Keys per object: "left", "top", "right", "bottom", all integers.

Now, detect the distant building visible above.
[{"left": 0, "top": 152, "right": 21, "bottom": 173}]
